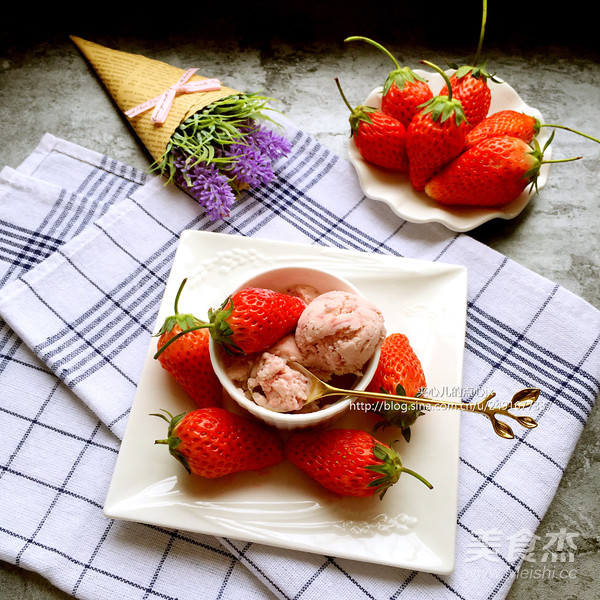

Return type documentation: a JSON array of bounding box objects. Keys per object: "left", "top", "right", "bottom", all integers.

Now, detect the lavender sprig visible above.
[
  {"left": 171, "top": 151, "right": 236, "bottom": 221},
  {"left": 156, "top": 93, "right": 291, "bottom": 220}
]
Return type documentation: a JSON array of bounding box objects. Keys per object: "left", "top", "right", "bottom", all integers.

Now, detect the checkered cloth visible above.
[{"left": 0, "top": 119, "right": 598, "bottom": 600}]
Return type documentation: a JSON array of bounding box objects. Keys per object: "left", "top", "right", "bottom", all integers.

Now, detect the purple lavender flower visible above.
[
  {"left": 242, "top": 122, "right": 292, "bottom": 160},
  {"left": 221, "top": 121, "right": 292, "bottom": 187},
  {"left": 172, "top": 151, "right": 236, "bottom": 220},
  {"left": 223, "top": 142, "right": 275, "bottom": 187},
  {"left": 165, "top": 117, "right": 292, "bottom": 221}
]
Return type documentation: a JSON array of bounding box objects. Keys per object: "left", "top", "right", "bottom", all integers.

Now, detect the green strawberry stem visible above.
[
  {"left": 169, "top": 277, "right": 187, "bottom": 318},
  {"left": 153, "top": 322, "right": 210, "bottom": 359},
  {"left": 153, "top": 278, "right": 212, "bottom": 359},
  {"left": 345, "top": 36, "right": 401, "bottom": 70},
  {"left": 400, "top": 466, "right": 435, "bottom": 490},
  {"left": 420, "top": 60, "right": 454, "bottom": 101},
  {"left": 473, "top": 0, "right": 488, "bottom": 67},
  {"left": 152, "top": 281, "right": 243, "bottom": 359},
  {"left": 344, "top": 36, "right": 428, "bottom": 95},
  {"left": 446, "top": 0, "right": 499, "bottom": 84},
  {"left": 540, "top": 123, "right": 600, "bottom": 145},
  {"left": 534, "top": 131, "right": 583, "bottom": 164},
  {"left": 368, "top": 442, "right": 433, "bottom": 499},
  {"left": 334, "top": 77, "right": 377, "bottom": 135},
  {"left": 334, "top": 77, "right": 354, "bottom": 112},
  {"left": 417, "top": 61, "right": 467, "bottom": 126},
  {"left": 524, "top": 133, "right": 582, "bottom": 194}
]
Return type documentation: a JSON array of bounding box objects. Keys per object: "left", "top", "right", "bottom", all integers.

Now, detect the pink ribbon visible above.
[{"left": 124, "top": 68, "right": 222, "bottom": 124}]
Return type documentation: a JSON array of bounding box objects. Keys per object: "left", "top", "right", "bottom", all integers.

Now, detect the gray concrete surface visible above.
[{"left": 1, "top": 7, "right": 599, "bottom": 600}]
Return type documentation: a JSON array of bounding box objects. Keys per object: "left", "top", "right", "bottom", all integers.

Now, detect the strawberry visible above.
[
  {"left": 465, "top": 110, "right": 540, "bottom": 149},
  {"left": 154, "top": 279, "right": 222, "bottom": 408},
  {"left": 335, "top": 77, "right": 407, "bottom": 171},
  {"left": 406, "top": 61, "right": 468, "bottom": 192},
  {"left": 439, "top": 64, "right": 494, "bottom": 131},
  {"left": 208, "top": 287, "right": 306, "bottom": 355},
  {"left": 368, "top": 333, "right": 427, "bottom": 397},
  {"left": 285, "top": 428, "right": 433, "bottom": 499},
  {"left": 344, "top": 36, "right": 433, "bottom": 128},
  {"left": 425, "top": 135, "right": 547, "bottom": 207},
  {"left": 438, "top": 2, "right": 498, "bottom": 131},
  {"left": 153, "top": 407, "right": 284, "bottom": 478},
  {"left": 366, "top": 333, "right": 427, "bottom": 441},
  {"left": 465, "top": 109, "right": 600, "bottom": 149}
]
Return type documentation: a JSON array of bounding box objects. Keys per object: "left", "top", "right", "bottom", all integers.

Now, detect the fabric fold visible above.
[{"left": 0, "top": 127, "right": 598, "bottom": 600}]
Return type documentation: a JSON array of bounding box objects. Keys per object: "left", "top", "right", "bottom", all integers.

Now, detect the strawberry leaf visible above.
[
  {"left": 384, "top": 66, "right": 428, "bottom": 95},
  {"left": 153, "top": 410, "right": 192, "bottom": 474},
  {"left": 154, "top": 277, "right": 207, "bottom": 338},
  {"left": 207, "top": 297, "right": 243, "bottom": 354},
  {"left": 395, "top": 383, "right": 407, "bottom": 396}
]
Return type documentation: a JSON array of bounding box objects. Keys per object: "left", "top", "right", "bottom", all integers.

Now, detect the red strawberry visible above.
[
  {"left": 366, "top": 333, "right": 427, "bottom": 441},
  {"left": 465, "top": 110, "right": 600, "bottom": 149},
  {"left": 465, "top": 110, "right": 540, "bottom": 148},
  {"left": 368, "top": 333, "right": 427, "bottom": 397},
  {"left": 438, "top": 4, "right": 498, "bottom": 131},
  {"left": 208, "top": 287, "right": 306, "bottom": 355},
  {"left": 344, "top": 36, "right": 433, "bottom": 129},
  {"left": 406, "top": 61, "right": 468, "bottom": 191},
  {"left": 335, "top": 77, "right": 407, "bottom": 171},
  {"left": 285, "top": 428, "right": 433, "bottom": 499},
  {"left": 153, "top": 407, "right": 284, "bottom": 478},
  {"left": 425, "top": 135, "right": 546, "bottom": 207},
  {"left": 154, "top": 279, "right": 222, "bottom": 408},
  {"left": 439, "top": 65, "right": 494, "bottom": 131}
]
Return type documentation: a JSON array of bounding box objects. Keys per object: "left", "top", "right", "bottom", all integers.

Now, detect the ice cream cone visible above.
[{"left": 70, "top": 36, "right": 239, "bottom": 163}]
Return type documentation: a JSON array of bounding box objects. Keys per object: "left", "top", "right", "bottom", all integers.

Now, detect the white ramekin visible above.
[{"left": 208, "top": 266, "right": 382, "bottom": 431}]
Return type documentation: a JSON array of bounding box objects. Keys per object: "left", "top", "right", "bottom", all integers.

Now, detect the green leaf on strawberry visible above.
[
  {"left": 207, "top": 297, "right": 240, "bottom": 354},
  {"left": 335, "top": 77, "right": 408, "bottom": 172},
  {"left": 154, "top": 278, "right": 210, "bottom": 359},
  {"left": 418, "top": 89, "right": 467, "bottom": 126},
  {"left": 152, "top": 409, "right": 192, "bottom": 473},
  {"left": 367, "top": 441, "right": 432, "bottom": 499},
  {"left": 372, "top": 384, "right": 425, "bottom": 443}
]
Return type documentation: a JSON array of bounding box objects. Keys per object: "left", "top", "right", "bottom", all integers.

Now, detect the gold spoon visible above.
[{"left": 288, "top": 361, "right": 540, "bottom": 440}]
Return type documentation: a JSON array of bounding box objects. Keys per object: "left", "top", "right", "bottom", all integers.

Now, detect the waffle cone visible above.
[{"left": 70, "top": 36, "right": 239, "bottom": 163}]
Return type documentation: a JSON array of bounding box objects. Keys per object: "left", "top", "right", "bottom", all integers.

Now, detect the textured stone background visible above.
[{"left": 1, "top": 4, "right": 598, "bottom": 599}]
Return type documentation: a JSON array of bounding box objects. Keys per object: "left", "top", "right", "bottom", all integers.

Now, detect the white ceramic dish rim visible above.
[
  {"left": 104, "top": 231, "right": 467, "bottom": 574},
  {"left": 208, "top": 265, "right": 382, "bottom": 429},
  {"left": 348, "top": 69, "right": 551, "bottom": 232}
]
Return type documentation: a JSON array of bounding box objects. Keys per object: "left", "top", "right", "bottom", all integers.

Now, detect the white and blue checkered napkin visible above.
[{"left": 0, "top": 119, "right": 598, "bottom": 600}]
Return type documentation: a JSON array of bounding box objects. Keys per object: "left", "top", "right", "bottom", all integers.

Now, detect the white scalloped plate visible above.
[
  {"left": 348, "top": 70, "right": 551, "bottom": 232},
  {"left": 104, "top": 231, "right": 467, "bottom": 574}
]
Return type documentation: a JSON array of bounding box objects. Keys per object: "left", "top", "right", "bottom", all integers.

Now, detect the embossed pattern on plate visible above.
[{"left": 104, "top": 231, "right": 467, "bottom": 574}]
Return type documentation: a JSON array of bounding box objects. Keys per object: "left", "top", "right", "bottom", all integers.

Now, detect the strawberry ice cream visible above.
[
  {"left": 294, "top": 290, "right": 386, "bottom": 378},
  {"left": 221, "top": 287, "right": 385, "bottom": 413},
  {"left": 247, "top": 353, "right": 311, "bottom": 412}
]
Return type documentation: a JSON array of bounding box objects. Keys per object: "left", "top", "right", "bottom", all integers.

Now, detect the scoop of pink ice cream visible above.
[
  {"left": 247, "top": 353, "right": 311, "bottom": 412},
  {"left": 294, "top": 290, "right": 386, "bottom": 377},
  {"left": 266, "top": 334, "right": 304, "bottom": 362},
  {"left": 286, "top": 284, "right": 320, "bottom": 305}
]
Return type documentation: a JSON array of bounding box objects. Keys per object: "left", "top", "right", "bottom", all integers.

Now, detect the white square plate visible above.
[{"left": 104, "top": 231, "right": 467, "bottom": 574}]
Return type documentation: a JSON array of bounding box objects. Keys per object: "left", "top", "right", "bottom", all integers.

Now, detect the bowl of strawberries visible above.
[
  {"left": 206, "top": 266, "right": 387, "bottom": 430},
  {"left": 341, "top": 37, "right": 553, "bottom": 232}
]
